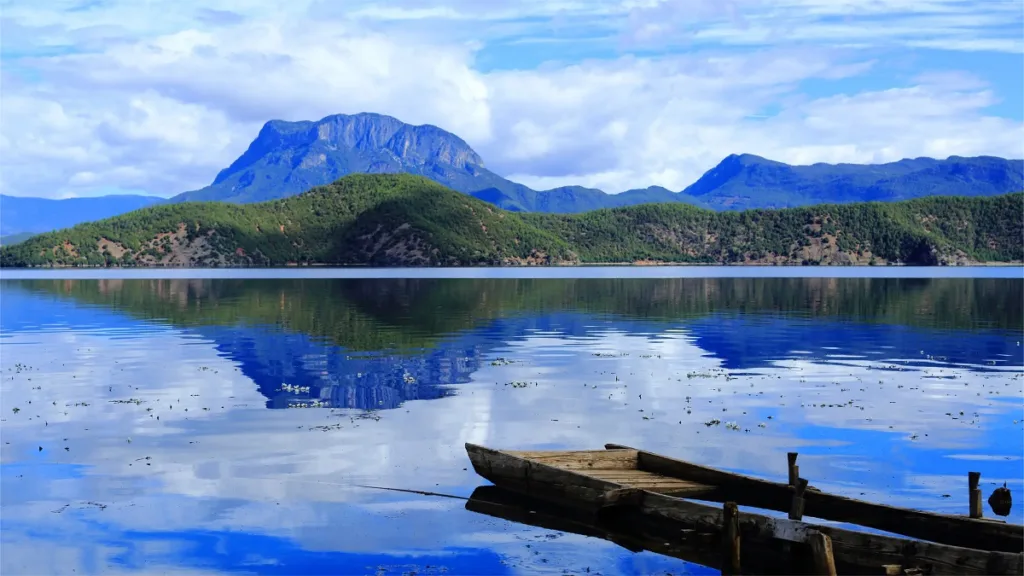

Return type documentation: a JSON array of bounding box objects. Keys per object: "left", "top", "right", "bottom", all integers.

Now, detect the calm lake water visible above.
[{"left": 2, "top": 272, "right": 1022, "bottom": 575}]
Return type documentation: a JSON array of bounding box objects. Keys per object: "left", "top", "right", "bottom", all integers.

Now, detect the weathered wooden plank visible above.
[
  {"left": 606, "top": 443, "right": 1024, "bottom": 553},
  {"left": 598, "top": 487, "right": 645, "bottom": 509},
  {"left": 581, "top": 469, "right": 675, "bottom": 478},
  {"left": 583, "top": 470, "right": 715, "bottom": 493},
  {"left": 587, "top": 477, "right": 697, "bottom": 487},
  {"left": 505, "top": 449, "right": 637, "bottom": 470},
  {"left": 478, "top": 448, "right": 715, "bottom": 497},
  {"left": 466, "top": 444, "right": 1024, "bottom": 576},
  {"left": 722, "top": 502, "right": 741, "bottom": 575},
  {"left": 808, "top": 531, "right": 837, "bottom": 576}
]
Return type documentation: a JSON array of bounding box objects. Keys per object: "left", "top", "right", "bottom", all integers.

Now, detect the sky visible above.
[{"left": 1, "top": 0, "right": 1022, "bottom": 199}]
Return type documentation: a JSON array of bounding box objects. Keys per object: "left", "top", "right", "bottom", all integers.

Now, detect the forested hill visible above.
[{"left": 1, "top": 174, "right": 1020, "bottom": 268}]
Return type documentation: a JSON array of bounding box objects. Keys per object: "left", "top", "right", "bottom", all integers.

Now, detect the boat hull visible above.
[
  {"left": 466, "top": 443, "right": 1024, "bottom": 576},
  {"left": 606, "top": 443, "right": 1023, "bottom": 554}
]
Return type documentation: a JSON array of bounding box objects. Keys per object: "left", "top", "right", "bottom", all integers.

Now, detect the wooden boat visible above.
[
  {"left": 466, "top": 443, "right": 1024, "bottom": 575},
  {"left": 599, "top": 443, "right": 1022, "bottom": 553}
]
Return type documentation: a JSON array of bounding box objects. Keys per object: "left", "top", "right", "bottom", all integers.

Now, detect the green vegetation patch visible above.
[{"left": 1, "top": 173, "right": 1020, "bottom": 268}]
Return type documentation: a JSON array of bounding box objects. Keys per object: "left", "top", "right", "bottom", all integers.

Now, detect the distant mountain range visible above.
[
  {"left": 170, "top": 112, "right": 1022, "bottom": 213},
  {"left": 0, "top": 194, "right": 164, "bottom": 240},
  {"left": 3, "top": 112, "right": 1021, "bottom": 240},
  {"left": 682, "top": 153, "right": 1024, "bottom": 209}
]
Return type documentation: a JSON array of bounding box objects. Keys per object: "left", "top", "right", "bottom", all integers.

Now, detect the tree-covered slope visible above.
[
  {"left": 526, "top": 192, "right": 1023, "bottom": 265},
  {"left": 1, "top": 174, "right": 1020, "bottom": 268},
  {"left": 1, "top": 174, "right": 575, "bottom": 267}
]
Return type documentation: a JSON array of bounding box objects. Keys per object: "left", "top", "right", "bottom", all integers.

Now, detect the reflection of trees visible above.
[
  {"left": 13, "top": 277, "right": 1023, "bottom": 353},
  {"left": 8, "top": 277, "right": 1020, "bottom": 411}
]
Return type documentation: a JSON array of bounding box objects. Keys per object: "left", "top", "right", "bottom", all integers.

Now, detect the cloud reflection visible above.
[{"left": 1, "top": 279, "right": 1022, "bottom": 574}]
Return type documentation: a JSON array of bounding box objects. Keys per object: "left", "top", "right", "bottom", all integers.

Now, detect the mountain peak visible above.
[
  {"left": 681, "top": 154, "right": 785, "bottom": 197},
  {"left": 722, "top": 153, "right": 782, "bottom": 166},
  {"left": 180, "top": 112, "right": 488, "bottom": 203}
]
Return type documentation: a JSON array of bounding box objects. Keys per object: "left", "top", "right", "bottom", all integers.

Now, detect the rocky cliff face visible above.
[{"left": 173, "top": 113, "right": 490, "bottom": 203}]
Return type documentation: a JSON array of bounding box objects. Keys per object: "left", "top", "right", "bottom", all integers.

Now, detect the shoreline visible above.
[
  {"left": 2, "top": 261, "right": 1024, "bottom": 270},
  {"left": 2, "top": 264, "right": 1021, "bottom": 281},
  {"left": 2, "top": 261, "right": 1022, "bottom": 270}
]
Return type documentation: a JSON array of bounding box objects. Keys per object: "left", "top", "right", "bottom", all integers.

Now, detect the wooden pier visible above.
[{"left": 465, "top": 443, "right": 1023, "bottom": 575}]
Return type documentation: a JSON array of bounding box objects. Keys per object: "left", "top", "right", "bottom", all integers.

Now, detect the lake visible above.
[{"left": 1, "top": 270, "right": 1022, "bottom": 575}]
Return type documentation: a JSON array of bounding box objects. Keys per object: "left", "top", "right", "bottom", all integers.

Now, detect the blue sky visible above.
[{"left": 0, "top": 0, "right": 1022, "bottom": 198}]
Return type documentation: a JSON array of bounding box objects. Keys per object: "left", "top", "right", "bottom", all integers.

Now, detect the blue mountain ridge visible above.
[
  {"left": 169, "top": 112, "right": 1022, "bottom": 213},
  {"left": 0, "top": 194, "right": 164, "bottom": 239},
  {"left": 6, "top": 112, "right": 1022, "bottom": 237}
]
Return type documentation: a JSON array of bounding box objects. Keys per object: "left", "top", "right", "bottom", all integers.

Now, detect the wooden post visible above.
[
  {"left": 722, "top": 501, "right": 741, "bottom": 575},
  {"left": 789, "top": 477, "right": 808, "bottom": 520},
  {"left": 787, "top": 452, "right": 799, "bottom": 486},
  {"left": 882, "top": 565, "right": 903, "bottom": 575},
  {"left": 807, "top": 531, "right": 837, "bottom": 576},
  {"left": 968, "top": 471, "right": 983, "bottom": 519}
]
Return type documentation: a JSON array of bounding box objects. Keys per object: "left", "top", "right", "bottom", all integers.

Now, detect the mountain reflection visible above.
[
  {"left": 200, "top": 326, "right": 468, "bottom": 409},
  {"left": 3, "top": 277, "right": 1021, "bottom": 411}
]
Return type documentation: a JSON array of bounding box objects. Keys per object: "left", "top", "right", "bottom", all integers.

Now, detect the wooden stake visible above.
[
  {"left": 789, "top": 477, "right": 808, "bottom": 520},
  {"left": 969, "top": 471, "right": 983, "bottom": 519},
  {"left": 807, "top": 531, "right": 837, "bottom": 576},
  {"left": 784, "top": 454, "right": 800, "bottom": 574},
  {"left": 722, "top": 501, "right": 741, "bottom": 575}
]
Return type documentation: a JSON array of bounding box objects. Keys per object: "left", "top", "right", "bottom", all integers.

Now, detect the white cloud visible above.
[
  {"left": 0, "top": 0, "right": 1021, "bottom": 198},
  {"left": 0, "top": 20, "right": 493, "bottom": 197},
  {"left": 489, "top": 53, "right": 1022, "bottom": 192}
]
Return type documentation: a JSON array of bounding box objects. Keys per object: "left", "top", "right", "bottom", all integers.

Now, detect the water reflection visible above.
[{"left": 1, "top": 277, "right": 1021, "bottom": 575}]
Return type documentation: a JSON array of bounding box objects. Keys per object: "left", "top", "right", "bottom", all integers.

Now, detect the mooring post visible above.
[
  {"left": 783, "top": 455, "right": 798, "bottom": 572},
  {"left": 968, "top": 471, "right": 983, "bottom": 519},
  {"left": 722, "top": 501, "right": 741, "bottom": 575},
  {"left": 808, "top": 531, "right": 837, "bottom": 576},
  {"left": 789, "top": 477, "right": 808, "bottom": 520}
]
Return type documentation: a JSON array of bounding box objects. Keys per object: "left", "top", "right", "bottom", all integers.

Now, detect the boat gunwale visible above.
[{"left": 604, "top": 442, "right": 1023, "bottom": 552}]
